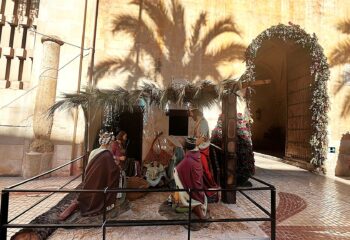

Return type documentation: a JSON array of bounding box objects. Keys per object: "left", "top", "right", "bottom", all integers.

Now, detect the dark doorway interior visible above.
[
  {"left": 168, "top": 109, "right": 189, "bottom": 136},
  {"left": 118, "top": 109, "right": 143, "bottom": 161},
  {"left": 250, "top": 38, "right": 312, "bottom": 160}
]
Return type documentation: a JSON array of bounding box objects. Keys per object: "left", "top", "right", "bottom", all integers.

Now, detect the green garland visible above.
[{"left": 241, "top": 23, "right": 330, "bottom": 168}]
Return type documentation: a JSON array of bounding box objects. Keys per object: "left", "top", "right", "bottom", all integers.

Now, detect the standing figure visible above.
[
  {"left": 58, "top": 129, "right": 120, "bottom": 220},
  {"left": 111, "top": 131, "right": 127, "bottom": 166},
  {"left": 189, "top": 107, "right": 219, "bottom": 202},
  {"left": 111, "top": 130, "right": 140, "bottom": 177},
  {"left": 111, "top": 130, "right": 128, "bottom": 199}
]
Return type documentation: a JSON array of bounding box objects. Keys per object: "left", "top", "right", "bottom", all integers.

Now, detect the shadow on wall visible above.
[
  {"left": 93, "top": 0, "right": 245, "bottom": 88},
  {"left": 329, "top": 18, "right": 350, "bottom": 118},
  {"left": 335, "top": 132, "right": 350, "bottom": 176}
]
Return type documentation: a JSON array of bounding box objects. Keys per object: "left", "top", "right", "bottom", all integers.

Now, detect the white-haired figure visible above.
[{"left": 58, "top": 129, "right": 120, "bottom": 220}]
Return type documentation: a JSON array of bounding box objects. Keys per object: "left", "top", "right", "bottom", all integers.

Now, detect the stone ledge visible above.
[
  {"left": 6, "top": 15, "right": 18, "bottom": 26},
  {"left": 18, "top": 16, "right": 32, "bottom": 27},
  {"left": 27, "top": 49, "right": 34, "bottom": 59},
  {"left": 2, "top": 47, "right": 14, "bottom": 58},
  {"left": 9, "top": 81, "right": 23, "bottom": 89},
  {"left": 41, "top": 35, "right": 64, "bottom": 46},
  {"left": 0, "top": 80, "right": 10, "bottom": 89},
  {"left": 15, "top": 48, "right": 27, "bottom": 59},
  {"left": 0, "top": 80, "right": 31, "bottom": 90}
]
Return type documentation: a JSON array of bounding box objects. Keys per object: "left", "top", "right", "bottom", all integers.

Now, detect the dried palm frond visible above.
[
  {"left": 158, "top": 80, "right": 222, "bottom": 109},
  {"left": 100, "top": 87, "right": 139, "bottom": 113},
  {"left": 48, "top": 79, "right": 242, "bottom": 117},
  {"left": 219, "top": 78, "right": 242, "bottom": 97},
  {"left": 191, "top": 80, "right": 219, "bottom": 108},
  {"left": 47, "top": 90, "right": 93, "bottom": 119},
  {"left": 139, "top": 82, "right": 163, "bottom": 106}
]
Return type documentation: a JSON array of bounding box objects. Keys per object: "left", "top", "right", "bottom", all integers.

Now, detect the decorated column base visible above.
[{"left": 22, "top": 151, "right": 53, "bottom": 179}]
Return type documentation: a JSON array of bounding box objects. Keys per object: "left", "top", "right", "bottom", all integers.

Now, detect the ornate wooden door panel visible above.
[{"left": 285, "top": 51, "right": 312, "bottom": 161}]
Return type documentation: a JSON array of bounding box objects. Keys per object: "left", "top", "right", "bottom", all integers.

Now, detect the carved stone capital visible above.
[{"left": 41, "top": 35, "right": 64, "bottom": 46}]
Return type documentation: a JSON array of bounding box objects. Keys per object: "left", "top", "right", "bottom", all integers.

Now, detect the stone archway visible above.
[{"left": 241, "top": 23, "right": 330, "bottom": 169}]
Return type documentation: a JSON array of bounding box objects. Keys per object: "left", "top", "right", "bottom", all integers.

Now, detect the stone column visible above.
[
  {"left": 23, "top": 36, "right": 64, "bottom": 178},
  {"left": 221, "top": 94, "right": 237, "bottom": 203}
]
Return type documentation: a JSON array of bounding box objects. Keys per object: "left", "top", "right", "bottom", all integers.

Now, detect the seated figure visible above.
[
  {"left": 173, "top": 137, "right": 208, "bottom": 220},
  {"left": 144, "top": 160, "right": 167, "bottom": 187},
  {"left": 58, "top": 129, "right": 120, "bottom": 220}
]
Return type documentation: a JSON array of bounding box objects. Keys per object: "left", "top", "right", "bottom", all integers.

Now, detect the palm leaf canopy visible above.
[{"left": 49, "top": 79, "right": 241, "bottom": 116}]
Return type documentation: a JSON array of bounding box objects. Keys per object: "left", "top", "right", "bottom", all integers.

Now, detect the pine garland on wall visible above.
[{"left": 241, "top": 23, "right": 330, "bottom": 169}]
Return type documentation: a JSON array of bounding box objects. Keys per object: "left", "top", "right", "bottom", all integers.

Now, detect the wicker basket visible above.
[{"left": 126, "top": 176, "right": 149, "bottom": 201}]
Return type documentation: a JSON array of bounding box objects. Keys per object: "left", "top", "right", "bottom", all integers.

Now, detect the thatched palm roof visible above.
[{"left": 48, "top": 79, "right": 242, "bottom": 117}]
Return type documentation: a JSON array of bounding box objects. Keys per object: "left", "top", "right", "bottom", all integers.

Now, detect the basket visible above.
[
  {"left": 126, "top": 176, "right": 149, "bottom": 201},
  {"left": 144, "top": 132, "right": 172, "bottom": 166}
]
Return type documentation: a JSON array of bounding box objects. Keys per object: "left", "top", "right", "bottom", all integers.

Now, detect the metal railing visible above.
[{"left": 0, "top": 155, "right": 276, "bottom": 240}]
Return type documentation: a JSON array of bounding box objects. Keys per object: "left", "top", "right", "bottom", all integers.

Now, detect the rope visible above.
[{"left": 28, "top": 27, "right": 92, "bottom": 50}]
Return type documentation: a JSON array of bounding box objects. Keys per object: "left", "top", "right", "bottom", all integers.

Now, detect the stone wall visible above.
[
  {"left": 0, "top": 0, "right": 90, "bottom": 176},
  {"left": 1, "top": 0, "right": 350, "bottom": 176},
  {"left": 90, "top": 0, "right": 350, "bottom": 176}
]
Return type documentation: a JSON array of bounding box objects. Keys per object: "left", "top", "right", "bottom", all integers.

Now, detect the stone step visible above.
[{"left": 0, "top": 80, "right": 30, "bottom": 90}]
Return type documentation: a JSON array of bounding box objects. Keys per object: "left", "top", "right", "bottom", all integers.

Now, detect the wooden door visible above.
[{"left": 285, "top": 49, "right": 312, "bottom": 161}]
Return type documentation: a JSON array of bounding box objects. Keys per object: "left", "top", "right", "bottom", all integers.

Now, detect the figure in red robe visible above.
[
  {"left": 174, "top": 137, "right": 208, "bottom": 220},
  {"left": 189, "top": 107, "right": 219, "bottom": 202}
]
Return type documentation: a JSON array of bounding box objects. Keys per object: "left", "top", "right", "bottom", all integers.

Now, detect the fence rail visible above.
[{"left": 0, "top": 155, "right": 276, "bottom": 240}]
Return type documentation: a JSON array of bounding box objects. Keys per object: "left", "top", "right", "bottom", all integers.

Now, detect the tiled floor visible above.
[
  {"left": 1, "top": 154, "right": 350, "bottom": 240},
  {"left": 0, "top": 176, "right": 81, "bottom": 239},
  {"left": 240, "top": 153, "right": 350, "bottom": 240}
]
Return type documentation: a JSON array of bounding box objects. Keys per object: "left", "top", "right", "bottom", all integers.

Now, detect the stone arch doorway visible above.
[
  {"left": 251, "top": 39, "right": 312, "bottom": 161},
  {"left": 241, "top": 24, "right": 330, "bottom": 169}
]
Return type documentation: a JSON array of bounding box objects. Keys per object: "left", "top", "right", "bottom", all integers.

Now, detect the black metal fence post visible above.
[
  {"left": 0, "top": 191, "right": 9, "bottom": 240},
  {"left": 271, "top": 188, "right": 276, "bottom": 240},
  {"left": 188, "top": 189, "right": 191, "bottom": 240},
  {"left": 1, "top": 177, "right": 276, "bottom": 239}
]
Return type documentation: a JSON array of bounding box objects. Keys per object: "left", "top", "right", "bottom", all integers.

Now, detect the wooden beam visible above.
[
  {"left": 241, "top": 79, "right": 271, "bottom": 89},
  {"left": 221, "top": 94, "right": 237, "bottom": 204}
]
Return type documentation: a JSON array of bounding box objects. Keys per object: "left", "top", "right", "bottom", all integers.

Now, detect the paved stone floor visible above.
[
  {"left": 242, "top": 153, "right": 350, "bottom": 240},
  {"left": 1, "top": 154, "right": 349, "bottom": 240}
]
